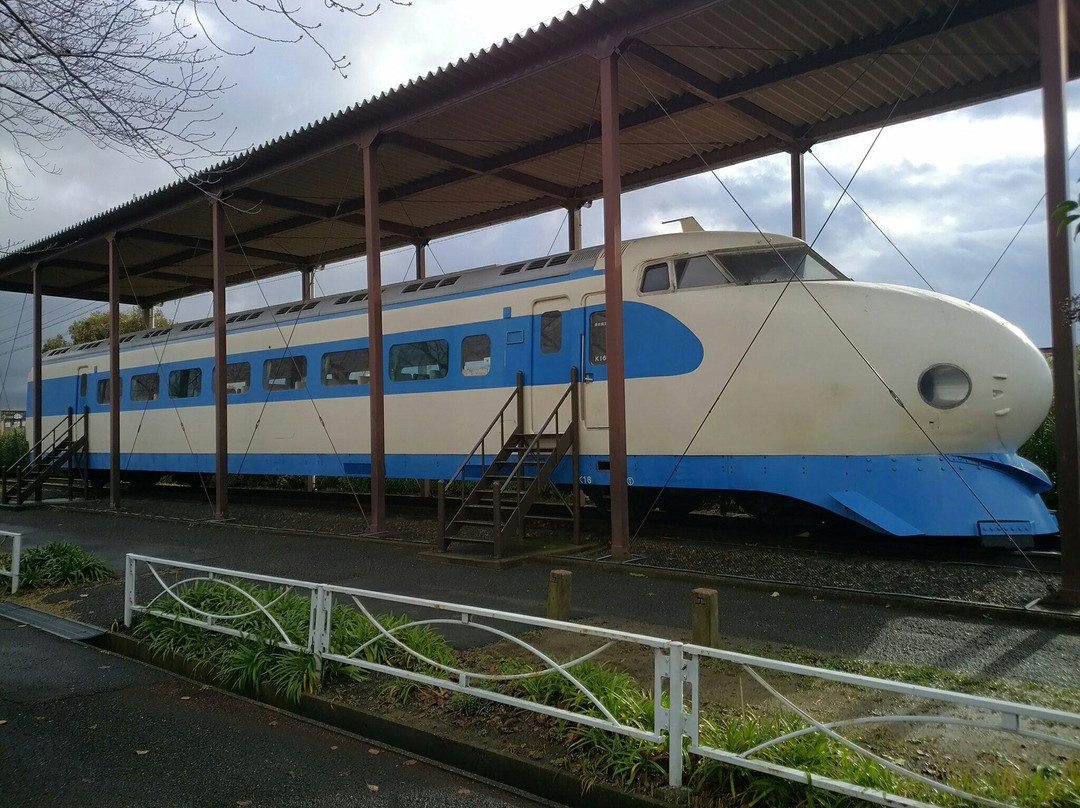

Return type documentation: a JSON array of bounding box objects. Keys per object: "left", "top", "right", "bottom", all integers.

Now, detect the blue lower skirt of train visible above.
[{"left": 85, "top": 450, "right": 1056, "bottom": 538}]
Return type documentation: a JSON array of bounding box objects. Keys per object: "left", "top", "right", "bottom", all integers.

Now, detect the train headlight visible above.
[{"left": 918, "top": 364, "right": 971, "bottom": 409}]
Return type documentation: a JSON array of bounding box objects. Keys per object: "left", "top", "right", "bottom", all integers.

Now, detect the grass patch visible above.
[
  {"left": 1, "top": 542, "right": 110, "bottom": 590},
  {"left": 133, "top": 579, "right": 455, "bottom": 705}
]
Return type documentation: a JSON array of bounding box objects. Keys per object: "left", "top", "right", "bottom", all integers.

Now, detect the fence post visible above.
[
  {"left": 311, "top": 585, "right": 330, "bottom": 675},
  {"left": 9, "top": 532, "right": 20, "bottom": 595},
  {"left": 692, "top": 588, "right": 719, "bottom": 648},
  {"left": 546, "top": 569, "right": 572, "bottom": 621},
  {"left": 667, "top": 641, "right": 685, "bottom": 788},
  {"left": 124, "top": 555, "right": 136, "bottom": 627}
]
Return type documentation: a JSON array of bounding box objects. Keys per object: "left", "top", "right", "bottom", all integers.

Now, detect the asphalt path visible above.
[
  {"left": 0, "top": 618, "right": 552, "bottom": 808},
  {"left": 4, "top": 506, "right": 1080, "bottom": 688}
]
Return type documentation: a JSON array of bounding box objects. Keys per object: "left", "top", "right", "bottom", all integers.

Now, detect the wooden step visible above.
[{"left": 444, "top": 534, "right": 496, "bottom": 544}]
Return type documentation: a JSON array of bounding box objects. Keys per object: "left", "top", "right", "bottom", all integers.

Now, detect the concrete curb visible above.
[{"left": 92, "top": 631, "right": 674, "bottom": 808}]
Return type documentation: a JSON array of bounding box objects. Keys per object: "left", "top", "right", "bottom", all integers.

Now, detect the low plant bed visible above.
[
  {"left": 1, "top": 541, "right": 110, "bottom": 591},
  {"left": 122, "top": 577, "right": 1080, "bottom": 808}
]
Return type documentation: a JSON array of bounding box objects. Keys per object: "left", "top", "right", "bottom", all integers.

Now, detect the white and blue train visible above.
[{"left": 31, "top": 230, "right": 1057, "bottom": 538}]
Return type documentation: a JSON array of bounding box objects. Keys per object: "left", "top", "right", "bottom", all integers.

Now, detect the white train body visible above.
[{"left": 31, "top": 231, "right": 1056, "bottom": 537}]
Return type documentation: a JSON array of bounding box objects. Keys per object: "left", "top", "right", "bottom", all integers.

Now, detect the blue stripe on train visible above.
[
  {"left": 35, "top": 301, "right": 702, "bottom": 417},
  {"left": 87, "top": 450, "right": 1057, "bottom": 538}
]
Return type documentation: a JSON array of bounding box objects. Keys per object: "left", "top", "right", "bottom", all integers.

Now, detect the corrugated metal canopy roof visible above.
[{"left": 1, "top": 0, "right": 1077, "bottom": 305}]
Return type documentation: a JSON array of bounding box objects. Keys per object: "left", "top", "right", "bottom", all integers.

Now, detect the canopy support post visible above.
[
  {"left": 790, "top": 149, "right": 806, "bottom": 241},
  {"left": 600, "top": 48, "right": 630, "bottom": 560},
  {"left": 32, "top": 264, "right": 42, "bottom": 502},
  {"left": 415, "top": 240, "right": 428, "bottom": 280},
  {"left": 300, "top": 264, "right": 317, "bottom": 493},
  {"left": 107, "top": 235, "right": 121, "bottom": 509},
  {"left": 211, "top": 198, "right": 229, "bottom": 521},
  {"left": 568, "top": 203, "right": 583, "bottom": 252},
  {"left": 1039, "top": 0, "right": 1079, "bottom": 603},
  {"left": 140, "top": 305, "right": 153, "bottom": 330},
  {"left": 363, "top": 137, "right": 387, "bottom": 534}
]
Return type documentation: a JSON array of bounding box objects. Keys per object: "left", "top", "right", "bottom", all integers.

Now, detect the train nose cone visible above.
[{"left": 987, "top": 318, "right": 1053, "bottom": 451}]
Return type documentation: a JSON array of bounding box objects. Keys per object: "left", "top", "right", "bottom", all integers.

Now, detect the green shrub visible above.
[
  {"left": 0, "top": 428, "right": 28, "bottom": 471},
  {"left": 14, "top": 542, "right": 110, "bottom": 589}
]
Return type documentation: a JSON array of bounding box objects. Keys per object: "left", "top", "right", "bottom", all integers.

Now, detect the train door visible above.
[
  {"left": 581, "top": 292, "right": 607, "bottom": 428},
  {"left": 528, "top": 296, "right": 574, "bottom": 431}
]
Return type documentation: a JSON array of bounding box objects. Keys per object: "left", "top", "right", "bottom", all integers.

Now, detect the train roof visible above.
[{"left": 42, "top": 231, "right": 804, "bottom": 363}]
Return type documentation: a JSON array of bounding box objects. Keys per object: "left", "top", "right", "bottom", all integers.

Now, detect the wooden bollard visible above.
[
  {"left": 691, "top": 588, "right": 719, "bottom": 647},
  {"left": 546, "top": 570, "right": 572, "bottom": 622}
]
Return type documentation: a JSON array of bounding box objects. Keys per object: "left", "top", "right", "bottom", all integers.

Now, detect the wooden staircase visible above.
[
  {"left": 2, "top": 407, "right": 90, "bottom": 505},
  {"left": 437, "top": 370, "right": 581, "bottom": 558}
]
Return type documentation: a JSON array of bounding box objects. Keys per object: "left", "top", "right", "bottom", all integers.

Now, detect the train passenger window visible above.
[
  {"left": 322, "top": 349, "right": 369, "bottom": 386},
  {"left": 80, "top": 374, "right": 88, "bottom": 397},
  {"left": 389, "top": 340, "right": 448, "bottom": 382},
  {"left": 640, "top": 262, "right": 670, "bottom": 293},
  {"left": 461, "top": 335, "right": 491, "bottom": 377},
  {"left": 589, "top": 312, "right": 607, "bottom": 365},
  {"left": 226, "top": 363, "right": 250, "bottom": 395},
  {"left": 263, "top": 357, "right": 307, "bottom": 391},
  {"left": 131, "top": 373, "right": 159, "bottom": 402},
  {"left": 169, "top": 368, "right": 202, "bottom": 399},
  {"left": 96, "top": 379, "right": 111, "bottom": 405},
  {"left": 675, "top": 254, "right": 729, "bottom": 289},
  {"left": 540, "top": 311, "right": 561, "bottom": 354}
]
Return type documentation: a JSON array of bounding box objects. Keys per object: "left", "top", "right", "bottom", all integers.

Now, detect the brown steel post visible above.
[
  {"left": 31, "top": 264, "right": 42, "bottom": 484},
  {"left": 1040, "top": 0, "right": 1080, "bottom": 603},
  {"left": 211, "top": 198, "right": 229, "bottom": 520},
  {"left": 107, "top": 236, "right": 121, "bottom": 508},
  {"left": 790, "top": 150, "right": 806, "bottom": 241},
  {"left": 363, "top": 138, "right": 387, "bottom": 534},
  {"left": 492, "top": 481, "right": 503, "bottom": 559},
  {"left": 83, "top": 406, "right": 90, "bottom": 500},
  {"left": 515, "top": 371, "right": 525, "bottom": 435},
  {"left": 66, "top": 407, "right": 74, "bottom": 501},
  {"left": 415, "top": 240, "right": 427, "bottom": 280},
  {"left": 599, "top": 50, "right": 630, "bottom": 559},
  {"left": 301, "top": 265, "right": 317, "bottom": 494},
  {"left": 140, "top": 305, "right": 153, "bottom": 330},
  {"left": 570, "top": 367, "right": 581, "bottom": 544},
  {"left": 568, "top": 204, "right": 583, "bottom": 252}
]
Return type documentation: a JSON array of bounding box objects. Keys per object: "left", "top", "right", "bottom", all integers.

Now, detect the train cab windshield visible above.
[{"left": 713, "top": 245, "right": 845, "bottom": 285}]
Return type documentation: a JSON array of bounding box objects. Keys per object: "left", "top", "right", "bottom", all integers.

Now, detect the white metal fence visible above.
[
  {"left": 0, "top": 530, "right": 20, "bottom": 594},
  {"left": 125, "top": 554, "right": 1080, "bottom": 808}
]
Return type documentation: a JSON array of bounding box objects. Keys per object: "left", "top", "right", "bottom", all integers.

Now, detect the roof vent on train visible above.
[
  {"left": 275, "top": 302, "right": 317, "bottom": 316},
  {"left": 77, "top": 340, "right": 104, "bottom": 351},
  {"left": 499, "top": 251, "right": 581, "bottom": 276},
  {"left": 147, "top": 328, "right": 172, "bottom": 338},
  {"left": 180, "top": 320, "right": 213, "bottom": 332},
  {"left": 226, "top": 311, "right": 261, "bottom": 324}
]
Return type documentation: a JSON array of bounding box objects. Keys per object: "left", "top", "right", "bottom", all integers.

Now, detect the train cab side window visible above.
[
  {"left": 263, "top": 357, "right": 307, "bottom": 392},
  {"left": 169, "top": 368, "right": 202, "bottom": 399},
  {"left": 96, "top": 379, "right": 111, "bottom": 405},
  {"left": 675, "top": 254, "right": 729, "bottom": 289},
  {"left": 640, "top": 262, "right": 670, "bottom": 293},
  {"left": 589, "top": 311, "right": 607, "bottom": 365},
  {"left": 540, "top": 311, "right": 562, "bottom": 354},
  {"left": 461, "top": 335, "right": 491, "bottom": 377},
  {"left": 131, "top": 373, "right": 160, "bottom": 402},
  {"left": 390, "top": 340, "right": 448, "bottom": 382},
  {"left": 79, "top": 374, "right": 88, "bottom": 397},
  {"left": 323, "top": 349, "right": 369, "bottom": 386}
]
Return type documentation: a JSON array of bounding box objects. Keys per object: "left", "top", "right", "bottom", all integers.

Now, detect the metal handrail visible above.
[
  {"left": 499, "top": 372, "right": 575, "bottom": 491},
  {"left": 3, "top": 409, "right": 87, "bottom": 473},
  {"left": 445, "top": 372, "right": 524, "bottom": 514}
]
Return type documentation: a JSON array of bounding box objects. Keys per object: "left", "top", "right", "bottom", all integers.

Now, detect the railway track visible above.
[{"left": 65, "top": 483, "right": 1061, "bottom": 577}]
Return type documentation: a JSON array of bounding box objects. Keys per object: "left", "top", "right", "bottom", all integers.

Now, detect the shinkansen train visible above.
[{"left": 31, "top": 230, "right": 1057, "bottom": 538}]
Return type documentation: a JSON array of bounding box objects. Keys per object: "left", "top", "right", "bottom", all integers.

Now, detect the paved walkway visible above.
[
  {"left": 0, "top": 617, "right": 551, "bottom": 808},
  {"left": 4, "top": 507, "right": 1080, "bottom": 689}
]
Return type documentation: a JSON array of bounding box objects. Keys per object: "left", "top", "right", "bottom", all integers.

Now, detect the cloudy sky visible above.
[{"left": 1, "top": 0, "right": 1078, "bottom": 410}]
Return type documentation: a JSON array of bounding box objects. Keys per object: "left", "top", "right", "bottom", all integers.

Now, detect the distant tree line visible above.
[{"left": 43, "top": 308, "right": 173, "bottom": 352}]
